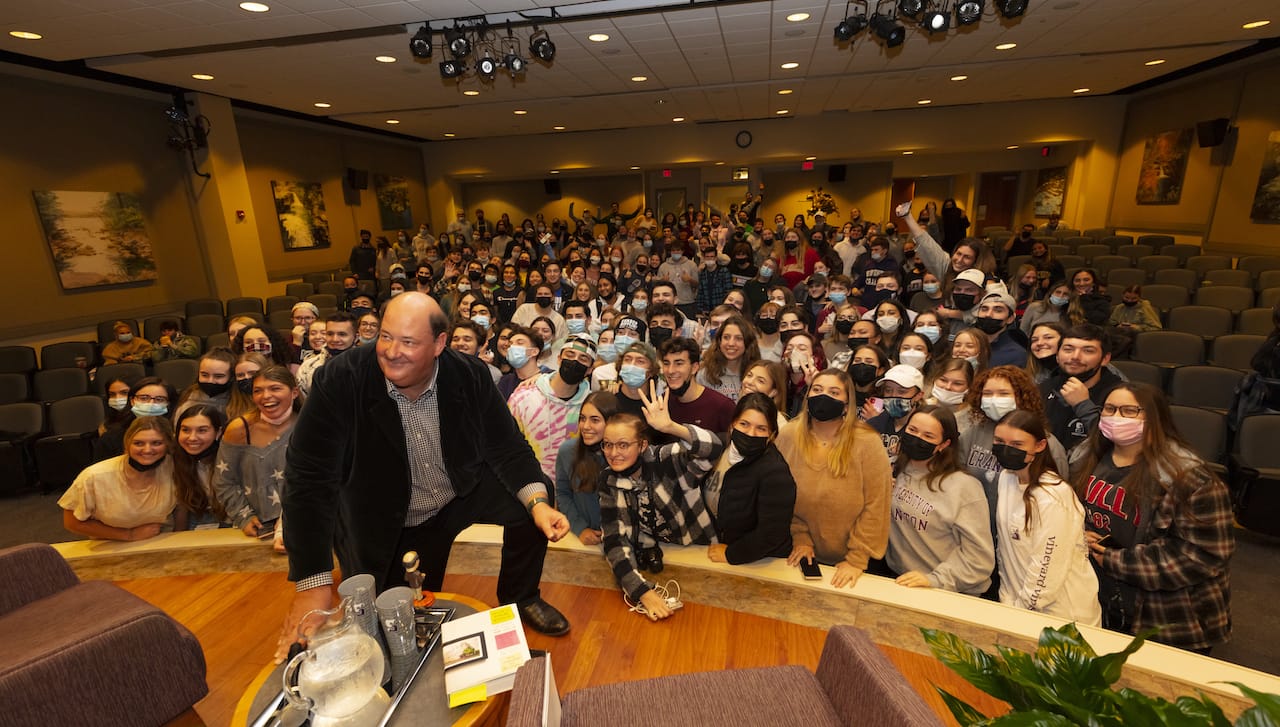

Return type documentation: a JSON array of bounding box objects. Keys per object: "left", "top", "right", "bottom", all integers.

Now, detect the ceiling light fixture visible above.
[
  {"left": 917, "top": 98, "right": 932, "bottom": 104},
  {"left": 530, "top": 27, "right": 556, "bottom": 62},
  {"left": 375, "top": 55, "right": 396, "bottom": 63},
  {"left": 1073, "top": 87, "right": 1090, "bottom": 93},
  {"left": 463, "top": 89, "right": 480, "bottom": 96},
  {"left": 549, "top": 170, "right": 560, "bottom": 174},
  {"left": 870, "top": 14, "right": 906, "bottom": 47},
  {"left": 386, "top": 119, "right": 400, "bottom": 124},
  {"left": 191, "top": 73, "right": 214, "bottom": 81},
  {"left": 1242, "top": 20, "right": 1271, "bottom": 29},
  {"left": 313, "top": 102, "right": 331, "bottom": 108},
  {"left": 805, "top": 156, "right": 817, "bottom": 161},
  {"left": 921, "top": 8, "right": 950, "bottom": 33},
  {"left": 505, "top": 54, "right": 527, "bottom": 75},
  {"left": 996, "top": 0, "right": 1028, "bottom": 18},
  {"left": 951, "top": 74, "right": 968, "bottom": 81},
  {"left": 996, "top": 42, "right": 1017, "bottom": 50},
  {"left": 631, "top": 75, "right": 648, "bottom": 82},
  {"left": 439, "top": 59, "right": 465, "bottom": 79},
  {"left": 902, "top": 151, "right": 914, "bottom": 155},
  {"left": 444, "top": 133, "right": 456, "bottom": 137},
  {"left": 834, "top": 12, "right": 869, "bottom": 41},
  {"left": 787, "top": 12, "right": 811, "bottom": 22},
  {"left": 588, "top": 33, "right": 609, "bottom": 42},
  {"left": 672, "top": 116, "right": 686, "bottom": 122},
  {"left": 513, "top": 109, "right": 528, "bottom": 115},
  {"left": 777, "top": 88, "right": 794, "bottom": 95},
  {"left": 776, "top": 109, "right": 790, "bottom": 114},
  {"left": 1145, "top": 59, "right": 1166, "bottom": 66},
  {"left": 409, "top": 24, "right": 432, "bottom": 58},
  {"left": 445, "top": 26, "right": 472, "bottom": 58},
  {"left": 9, "top": 30, "right": 42, "bottom": 40},
  {"left": 477, "top": 54, "right": 498, "bottom": 80},
  {"left": 956, "top": 0, "right": 984, "bottom": 25},
  {"left": 239, "top": 2, "right": 270, "bottom": 12},
  {"left": 630, "top": 166, "right": 640, "bottom": 170},
  {"left": 898, "top": 0, "right": 925, "bottom": 19},
  {"left": 553, "top": 125, "right": 566, "bottom": 130},
  {"left": 781, "top": 61, "right": 800, "bottom": 69},
  {"left": 1007, "top": 144, "right": 1019, "bottom": 149}
]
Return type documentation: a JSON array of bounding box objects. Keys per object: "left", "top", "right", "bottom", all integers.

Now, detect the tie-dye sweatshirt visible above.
[{"left": 507, "top": 373, "right": 589, "bottom": 479}]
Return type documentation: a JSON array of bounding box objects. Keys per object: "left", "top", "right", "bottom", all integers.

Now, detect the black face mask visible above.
[
  {"left": 635, "top": 263, "right": 648, "bottom": 274},
  {"left": 468, "top": 270, "right": 483, "bottom": 282},
  {"left": 847, "top": 336, "right": 870, "bottom": 349},
  {"left": 325, "top": 346, "right": 349, "bottom": 358},
  {"left": 991, "top": 443, "right": 1031, "bottom": 471},
  {"left": 835, "top": 319, "right": 856, "bottom": 335},
  {"left": 730, "top": 429, "right": 769, "bottom": 460},
  {"left": 350, "top": 306, "right": 373, "bottom": 318},
  {"left": 192, "top": 444, "right": 218, "bottom": 461},
  {"left": 785, "top": 240, "right": 799, "bottom": 250},
  {"left": 344, "top": 288, "right": 358, "bottom": 297},
  {"left": 536, "top": 295, "right": 554, "bottom": 308},
  {"left": 806, "top": 394, "right": 846, "bottom": 422},
  {"left": 1071, "top": 365, "right": 1100, "bottom": 384},
  {"left": 651, "top": 320, "right": 681, "bottom": 347},
  {"left": 755, "top": 318, "right": 779, "bottom": 335},
  {"left": 1123, "top": 300, "right": 1138, "bottom": 308},
  {"left": 973, "top": 317, "right": 1005, "bottom": 335},
  {"left": 1036, "top": 352, "right": 1060, "bottom": 370},
  {"left": 1021, "top": 231, "right": 1033, "bottom": 240},
  {"left": 417, "top": 275, "right": 432, "bottom": 285},
  {"left": 899, "top": 432, "right": 939, "bottom": 462},
  {"left": 559, "top": 359, "right": 589, "bottom": 386},
  {"left": 667, "top": 376, "right": 692, "bottom": 399},
  {"left": 952, "top": 293, "right": 977, "bottom": 311},
  {"left": 848, "top": 362, "right": 878, "bottom": 386},
  {"left": 127, "top": 455, "right": 166, "bottom": 472},
  {"left": 198, "top": 381, "right": 231, "bottom": 397},
  {"left": 236, "top": 378, "right": 254, "bottom": 395}
]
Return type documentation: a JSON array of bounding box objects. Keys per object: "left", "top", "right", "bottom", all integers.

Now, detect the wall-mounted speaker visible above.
[
  {"left": 1196, "top": 118, "right": 1230, "bottom": 148},
  {"left": 544, "top": 179, "right": 562, "bottom": 197},
  {"left": 346, "top": 167, "right": 369, "bottom": 190},
  {"left": 827, "top": 164, "right": 847, "bottom": 183}
]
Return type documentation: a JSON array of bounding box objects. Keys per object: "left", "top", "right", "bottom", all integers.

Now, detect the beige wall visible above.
[
  {"left": 758, "top": 163, "right": 893, "bottom": 229},
  {"left": 237, "top": 114, "right": 430, "bottom": 278},
  {"left": 460, "top": 174, "right": 645, "bottom": 234},
  {"left": 0, "top": 69, "right": 211, "bottom": 341},
  {"left": 1208, "top": 58, "right": 1280, "bottom": 255}
]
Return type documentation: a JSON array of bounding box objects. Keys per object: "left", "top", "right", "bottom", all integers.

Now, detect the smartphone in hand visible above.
[{"left": 799, "top": 558, "right": 822, "bottom": 580}]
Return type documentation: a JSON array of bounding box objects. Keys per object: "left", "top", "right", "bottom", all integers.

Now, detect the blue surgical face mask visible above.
[
  {"left": 132, "top": 402, "right": 168, "bottom": 418},
  {"left": 597, "top": 342, "right": 618, "bottom": 363},
  {"left": 923, "top": 282, "right": 941, "bottom": 295},
  {"left": 828, "top": 291, "right": 847, "bottom": 305},
  {"left": 760, "top": 267, "right": 774, "bottom": 279},
  {"left": 619, "top": 363, "right": 648, "bottom": 389},
  {"left": 471, "top": 315, "right": 490, "bottom": 330},
  {"left": 1050, "top": 294, "right": 1069, "bottom": 307},
  {"left": 915, "top": 325, "right": 941, "bottom": 344},
  {"left": 506, "top": 345, "right": 530, "bottom": 368},
  {"left": 566, "top": 318, "right": 587, "bottom": 334},
  {"left": 615, "top": 334, "right": 637, "bottom": 350},
  {"left": 630, "top": 299, "right": 648, "bottom": 312},
  {"left": 882, "top": 396, "right": 914, "bottom": 419}
]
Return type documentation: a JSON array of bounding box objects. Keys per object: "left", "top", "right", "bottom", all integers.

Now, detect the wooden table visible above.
[{"left": 233, "top": 592, "right": 506, "bottom": 727}]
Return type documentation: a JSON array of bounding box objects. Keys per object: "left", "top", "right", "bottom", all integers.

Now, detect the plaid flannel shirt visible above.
[
  {"left": 599, "top": 424, "right": 724, "bottom": 602},
  {"left": 696, "top": 266, "right": 732, "bottom": 315},
  {"left": 1099, "top": 464, "right": 1234, "bottom": 650}
]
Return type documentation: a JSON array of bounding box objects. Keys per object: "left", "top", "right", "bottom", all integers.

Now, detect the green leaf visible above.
[
  {"left": 1222, "top": 683, "right": 1280, "bottom": 724},
  {"left": 1175, "top": 693, "right": 1231, "bottom": 727},
  {"left": 987, "top": 709, "right": 1079, "bottom": 726},
  {"left": 921, "top": 628, "right": 1015, "bottom": 701},
  {"left": 1088, "top": 631, "right": 1149, "bottom": 688},
  {"left": 1235, "top": 705, "right": 1280, "bottom": 727},
  {"left": 934, "top": 685, "right": 991, "bottom": 726},
  {"left": 1034, "top": 625, "right": 1102, "bottom": 689}
]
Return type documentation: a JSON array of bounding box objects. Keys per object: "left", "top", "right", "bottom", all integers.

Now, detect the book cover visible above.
[{"left": 441, "top": 604, "right": 531, "bottom": 707}]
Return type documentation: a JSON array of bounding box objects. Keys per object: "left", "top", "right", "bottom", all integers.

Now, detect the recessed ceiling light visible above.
[
  {"left": 950, "top": 75, "right": 968, "bottom": 81},
  {"left": 1073, "top": 88, "right": 1090, "bottom": 94},
  {"left": 630, "top": 166, "right": 640, "bottom": 170},
  {"left": 1243, "top": 20, "right": 1271, "bottom": 29},
  {"left": 9, "top": 31, "right": 42, "bottom": 40},
  {"left": 631, "top": 75, "right": 648, "bottom": 82},
  {"left": 805, "top": 156, "right": 817, "bottom": 161},
  {"left": 239, "top": 2, "right": 270, "bottom": 12},
  {"left": 917, "top": 99, "right": 932, "bottom": 105},
  {"left": 444, "top": 133, "right": 455, "bottom": 138},
  {"left": 550, "top": 170, "right": 560, "bottom": 174},
  {"left": 780, "top": 62, "right": 800, "bottom": 69},
  {"left": 1145, "top": 59, "right": 1166, "bottom": 66},
  {"left": 375, "top": 55, "right": 397, "bottom": 63},
  {"left": 996, "top": 42, "right": 1017, "bottom": 50},
  {"left": 313, "top": 102, "right": 331, "bottom": 108},
  {"left": 1007, "top": 145, "right": 1020, "bottom": 149},
  {"left": 386, "top": 119, "right": 400, "bottom": 124},
  {"left": 588, "top": 33, "right": 610, "bottom": 42},
  {"left": 715, "top": 161, "right": 726, "bottom": 165},
  {"left": 514, "top": 109, "right": 528, "bottom": 115},
  {"left": 776, "top": 109, "right": 789, "bottom": 115},
  {"left": 786, "top": 12, "right": 810, "bottom": 22},
  {"left": 191, "top": 73, "right": 215, "bottom": 81},
  {"left": 672, "top": 116, "right": 685, "bottom": 122},
  {"left": 902, "top": 151, "right": 914, "bottom": 155},
  {"left": 553, "top": 125, "right": 566, "bottom": 130},
  {"left": 777, "top": 89, "right": 794, "bottom": 96},
  {"left": 463, "top": 90, "right": 480, "bottom": 96}
]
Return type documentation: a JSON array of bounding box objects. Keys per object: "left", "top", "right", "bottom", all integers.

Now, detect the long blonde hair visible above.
[{"left": 794, "top": 368, "right": 868, "bottom": 478}]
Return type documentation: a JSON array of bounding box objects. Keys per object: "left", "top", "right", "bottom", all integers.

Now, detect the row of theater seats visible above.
[{"left": 0, "top": 395, "right": 104, "bottom": 496}]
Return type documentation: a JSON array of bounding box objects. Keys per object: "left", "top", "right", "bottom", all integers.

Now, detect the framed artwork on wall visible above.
[
  {"left": 1032, "top": 166, "right": 1068, "bottom": 217},
  {"left": 272, "top": 180, "right": 331, "bottom": 250},
  {"left": 374, "top": 174, "right": 414, "bottom": 230},
  {"left": 1249, "top": 130, "right": 1280, "bottom": 223},
  {"left": 1135, "top": 128, "right": 1194, "bottom": 205},
  {"left": 33, "top": 190, "right": 158, "bottom": 290}
]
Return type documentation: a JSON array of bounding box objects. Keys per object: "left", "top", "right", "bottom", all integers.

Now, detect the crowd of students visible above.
[{"left": 59, "top": 195, "right": 1251, "bottom": 655}]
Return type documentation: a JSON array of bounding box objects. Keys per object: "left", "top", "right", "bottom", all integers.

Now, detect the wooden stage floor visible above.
[{"left": 116, "top": 571, "right": 1006, "bottom": 726}]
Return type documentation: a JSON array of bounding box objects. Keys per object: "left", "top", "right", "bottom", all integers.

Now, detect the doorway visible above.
[{"left": 975, "top": 171, "right": 1021, "bottom": 233}]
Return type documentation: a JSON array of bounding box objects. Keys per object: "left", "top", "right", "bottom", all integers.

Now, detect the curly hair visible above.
[{"left": 964, "top": 365, "right": 1047, "bottom": 427}]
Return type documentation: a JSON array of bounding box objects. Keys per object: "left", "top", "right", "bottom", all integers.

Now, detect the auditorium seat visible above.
[
  {"left": 154, "top": 359, "right": 199, "bottom": 392},
  {"left": 184, "top": 298, "right": 223, "bottom": 319},
  {"left": 1203, "top": 269, "right": 1251, "bottom": 289},
  {"left": 317, "top": 280, "right": 346, "bottom": 297},
  {"left": 0, "top": 374, "right": 29, "bottom": 405},
  {"left": 1136, "top": 234, "right": 1175, "bottom": 252},
  {"left": 1062, "top": 236, "right": 1094, "bottom": 251},
  {"left": 265, "top": 295, "right": 299, "bottom": 315},
  {"left": 307, "top": 293, "right": 338, "bottom": 309},
  {"left": 40, "top": 342, "right": 96, "bottom": 371},
  {"left": 1006, "top": 255, "right": 1031, "bottom": 274},
  {"left": 1111, "top": 360, "right": 1163, "bottom": 390},
  {"left": 1137, "top": 255, "right": 1178, "bottom": 280},
  {"left": 1168, "top": 366, "right": 1244, "bottom": 414},
  {"left": 225, "top": 297, "right": 264, "bottom": 317},
  {"left": 285, "top": 282, "right": 315, "bottom": 299},
  {"left": 302, "top": 272, "right": 332, "bottom": 287},
  {"left": 268, "top": 310, "right": 294, "bottom": 329},
  {"left": 1195, "top": 286, "right": 1254, "bottom": 314},
  {"left": 1153, "top": 268, "right": 1197, "bottom": 290},
  {"left": 1169, "top": 405, "right": 1228, "bottom": 477},
  {"left": 0, "top": 347, "right": 37, "bottom": 378},
  {"left": 33, "top": 369, "right": 90, "bottom": 404},
  {"left": 1167, "top": 306, "right": 1232, "bottom": 341},
  {"left": 1133, "top": 331, "right": 1204, "bottom": 368},
  {"left": 1162, "top": 244, "right": 1201, "bottom": 266},
  {"left": 1105, "top": 268, "right": 1145, "bottom": 290},
  {"left": 1238, "top": 256, "right": 1280, "bottom": 282},
  {"left": 1257, "top": 288, "right": 1280, "bottom": 309},
  {"left": 1075, "top": 244, "right": 1110, "bottom": 264},
  {"left": 1255, "top": 270, "right": 1280, "bottom": 292},
  {"left": 1186, "top": 256, "right": 1233, "bottom": 281},
  {"left": 0, "top": 403, "right": 43, "bottom": 495},
  {"left": 204, "top": 332, "right": 230, "bottom": 351},
  {"left": 1238, "top": 308, "right": 1275, "bottom": 336},
  {"left": 33, "top": 395, "right": 104, "bottom": 491},
  {"left": 1143, "top": 285, "right": 1190, "bottom": 317},
  {"left": 186, "top": 314, "right": 225, "bottom": 340},
  {"left": 1118, "top": 244, "right": 1154, "bottom": 266},
  {"left": 1231, "top": 415, "right": 1280, "bottom": 537},
  {"left": 1091, "top": 255, "right": 1127, "bottom": 279},
  {"left": 1100, "top": 235, "right": 1134, "bottom": 252},
  {"left": 1211, "top": 334, "right": 1265, "bottom": 371},
  {"left": 1082, "top": 228, "right": 1111, "bottom": 240}
]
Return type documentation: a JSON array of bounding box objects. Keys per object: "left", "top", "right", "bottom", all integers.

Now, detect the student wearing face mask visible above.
[
  {"left": 61, "top": 416, "right": 180, "bottom": 541},
  {"left": 865, "top": 365, "right": 926, "bottom": 467},
  {"left": 1020, "top": 281, "right": 1073, "bottom": 336},
  {"left": 295, "top": 312, "right": 357, "bottom": 397},
  {"left": 101, "top": 321, "right": 154, "bottom": 365},
  {"left": 508, "top": 334, "right": 597, "bottom": 480},
  {"left": 924, "top": 358, "right": 975, "bottom": 429},
  {"left": 1070, "top": 384, "right": 1233, "bottom": 653},
  {"left": 703, "top": 393, "right": 796, "bottom": 565},
  {"left": 822, "top": 302, "right": 863, "bottom": 365},
  {"left": 869, "top": 299, "right": 911, "bottom": 356},
  {"left": 896, "top": 332, "right": 934, "bottom": 379},
  {"left": 101, "top": 378, "right": 133, "bottom": 435},
  {"left": 779, "top": 369, "right": 893, "bottom": 589},
  {"left": 910, "top": 273, "right": 946, "bottom": 314},
  {"left": 93, "top": 377, "right": 178, "bottom": 463},
  {"left": 881, "top": 405, "right": 994, "bottom": 594},
  {"left": 847, "top": 343, "right": 891, "bottom": 419},
  {"left": 974, "top": 290, "right": 1029, "bottom": 367},
  {"left": 227, "top": 353, "right": 268, "bottom": 421},
  {"left": 233, "top": 325, "right": 295, "bottom": 373},
  {"left": 497, "top": 325, "right": 548, "bottom": 400},
  {"left": 853, "top": 237, "right": 900, "bottom": 308},
  {"left": 911, "top": 311, "right": 947, "bottom": 357},
  {"left": 992, "top": 410, "right": 1101, "bottom": 623},
  {"left": 176, "top": 347, "right": 238, "bottom": 419},
  {"left": 512, "top": 283, "right": 567, "bottom": 348}
]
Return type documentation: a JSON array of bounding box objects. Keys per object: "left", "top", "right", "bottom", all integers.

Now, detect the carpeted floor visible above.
[{"left": 5, "top": 488, "right": 1278, "bottom": 675}]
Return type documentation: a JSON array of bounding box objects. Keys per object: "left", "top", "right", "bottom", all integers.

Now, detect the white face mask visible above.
[
  {"left": 980, "top": 395, "right": 1018, "bottom": 422},
  {"left": 876, "top": 315, "right": 901, "bottom": 334},
  {"left": 931, "top": 384, "right": 966, "bottom": 406},
  {"left": 898, "top": 350, "right": 928, "bottom": 370}
]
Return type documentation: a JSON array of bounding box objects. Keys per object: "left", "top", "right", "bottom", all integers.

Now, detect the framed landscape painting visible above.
[
  {"left": 272, "top": 180, "right": 331, "bottom": 250},
  {"left": 1032, "top": 166, "right": 1068, "bottom": 217},
  {"left": 374, "top": 174, "right": 414, "bottom": 231},
  {"left": 1249, "top": 130, "right": 1280, "bottom": 223},
  {"left": 1135, "top": 128, "right": 1193, "bottom": 205},
  {"left": 33, "top": 190, "right": 158, "bottom": 290}
]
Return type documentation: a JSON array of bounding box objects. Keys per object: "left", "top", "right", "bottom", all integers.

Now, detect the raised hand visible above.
[
  {"left": 638, "top": 380, "right": 677, "bottom": 435},
  {"left": 895, "top": 201, "right": 912, "bottom": 219}
]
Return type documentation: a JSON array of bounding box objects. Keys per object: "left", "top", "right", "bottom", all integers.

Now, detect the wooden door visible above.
[{"left": 975, "top": 171, "right": 1020, "bottom": 231}]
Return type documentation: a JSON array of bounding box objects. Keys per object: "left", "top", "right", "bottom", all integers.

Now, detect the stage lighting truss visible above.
[
  {"left": 409, "top": 23, "right": 432, "bottom": 58},
  {"left": 425, "top": 18, "right": 547, "bottom": 87},
  {"left": 833, "top": 0, "right": 1026, "bottom": 50}
]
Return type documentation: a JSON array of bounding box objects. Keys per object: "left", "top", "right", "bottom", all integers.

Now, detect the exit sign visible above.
[{"left": 662, "top": 168, "right": 672, "bottom": 178}]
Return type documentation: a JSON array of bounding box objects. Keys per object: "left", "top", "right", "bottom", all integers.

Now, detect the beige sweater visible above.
[{"left": 776, "top": 419, "right": 893, "bottom": 570}]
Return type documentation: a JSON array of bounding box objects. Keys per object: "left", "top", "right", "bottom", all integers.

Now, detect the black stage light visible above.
[
  {"left": 445, "top": 26, "right": 471, "bottom": 58},
  {"left": 477, "top": 54, "right": 497, "bottom": 80},
  {"left": 956, "top": 0, "right": 984, "bottom": 25},
  {"left": 834, "top": 13, "right": 868, "bottom": 41},
  {"left": 996, "top": 0, "right": 1028, "bottom": 18},
  {"left": 870, "top": 14, "right": 906, "bottom": 47},
  {"left": 409, "top": 24, "right": 432, "bottom": 58},
  {"left": 529, "top": 29, "right": 556, "bottom": 62},
  {"left": 921, "top": 9, "right": 950, "bottom": 33},
  {"left": 898, "top": 0, "right": 924, "bottom": 19},
  {"left": 505, "top": 53, "right": 527, "bottom": 75},
  {"left": 439, "top": 59, "right": 465, "bottom": 79},
  {"left": 164, "top": 106, "right": 187, "bottom": 123}
]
